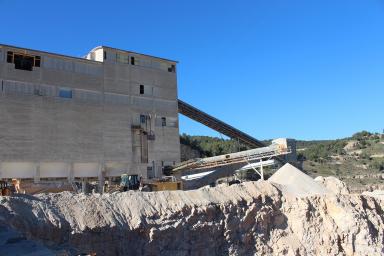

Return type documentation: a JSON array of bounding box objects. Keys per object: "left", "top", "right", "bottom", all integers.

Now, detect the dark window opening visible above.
[
  {"left": 140, "top": 114, "right": 146, "bottom": 124},
  {"left": 34, "top": 56, "right": 41, "bottom": 67},
  {"left": 7, "top": 51, "right": 13, "bottom": 63},
  {"left": 130, "top": 56, "right": 135, "bottom": 65},
  {"left": 14, "top": 54, "right": 34, "bottom": 71},
  {"left": 6, "top": 51, "right": 41, "bottom": 71},
  {"left": 59, "top": 88, "right": 72, "bottom": 99},
  {"left": 139, "top": 85, "right": 144, "bottom": 94},
  {"left": 103, "top": 51, "right": 107, "bottom": 60},
  {"left": 161, "top": 117, "right": 166, "bottom": 127},
  {"left": 34, "top": 88, "right": 43, "bottom": 96},
  {"left": 168, "top": 64, "right": 176, "bottom": 73}
]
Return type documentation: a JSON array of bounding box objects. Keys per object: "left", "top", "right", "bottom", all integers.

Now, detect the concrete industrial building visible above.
[{"left": 0, "top": 44, "right": 180, "bottom": 183}]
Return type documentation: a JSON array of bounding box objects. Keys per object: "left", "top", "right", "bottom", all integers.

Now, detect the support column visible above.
[
  {"left": 260, "top": 159, "right": 264, "bottom": 180},
  {"left": 68, "top": 162, "right": 74, "bottom": 183},
  {"left": 98, "top": 163, "right": 105, "bottom": 194},
  {"left": 34, "top": 163, "right": 40, "bottom": 183},
  {"left": 82, "top": 178, "right": 87, "bottom": 193}
]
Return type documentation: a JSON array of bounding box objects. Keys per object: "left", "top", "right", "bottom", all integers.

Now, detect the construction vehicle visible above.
[
  {"left": 120, "top": 174, "right": 140, "bottom": 191},
  {"left": 0, "top": 181, "right": 14, "bottom": 196},
  {"left": 147, "top": 176, "right": 183, "bottom": 191}
]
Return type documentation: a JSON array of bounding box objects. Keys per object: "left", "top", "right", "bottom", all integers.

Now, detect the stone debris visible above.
[
  {"left": 1, "top": 174, "right": 384, "bottom": 255},
  {"left": 314, "top": 176, "right": 350, "bottom": 195},
  {"left": 362, "top": 190, "right": 384, "bottom": 199}
]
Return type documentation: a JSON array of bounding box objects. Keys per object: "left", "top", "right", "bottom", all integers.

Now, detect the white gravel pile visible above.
[{"left": 268, "top": 163, "right": 328, "bottom": 196}]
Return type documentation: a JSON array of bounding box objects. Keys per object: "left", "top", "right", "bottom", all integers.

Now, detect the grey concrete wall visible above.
[{"left": 0, "top": 45, "right": 180, "bottom": 180}]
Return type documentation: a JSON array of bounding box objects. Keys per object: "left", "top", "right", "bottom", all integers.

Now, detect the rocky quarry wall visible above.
[{"left": 0, "top": 164, "right": 384, "bottom": 255}]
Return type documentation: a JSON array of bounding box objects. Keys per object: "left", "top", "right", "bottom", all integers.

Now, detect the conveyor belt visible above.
[
  {"left": 178, "top": 99, "right": 265, "bottom": 148},
  {"left": 173, "top": 145, "right": 290, "bottom": 171}
]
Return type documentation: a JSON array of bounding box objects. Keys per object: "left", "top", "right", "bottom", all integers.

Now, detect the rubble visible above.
[
  {"left": 362, "top": 190, "right": 384, "bottom": 199},
  {"left": 314, "top": 176, "right": 350, "bottom": 195}
]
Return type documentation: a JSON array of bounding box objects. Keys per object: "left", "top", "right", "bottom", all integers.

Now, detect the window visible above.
[
  {"left": 34, "top": 88, "right": 43, "bottom": 96},
  {"left": 139, "top": 85, "right": 144, "bottom": 94},
  {"left": 140, "top": 114, "right": 146, "bottom": 124},
  {"left": 130, "top": 56, "right": 135, "bottom": 65},
  {"left": 116, "top": 53, "right": 129, "bottom": 64},
  {"left": 168, "top": 64, "right": 176, "bottom": 73},
  {"left": 7, "top": 51, "right": 13, "bottom": 63},
  {"left": 34, "top": 56, "right": 41, "bottom": 67},
  {"left": 103, "top": 51, "right": 107, "bottom": 60},
  {"left": 59, "top": 88, "right": 72, "bottom": 98},
  {"left": 14, "top": 54, "right": 34, "bottom": 71},
  {"left": 161, "top": 117, "right": 166, "bottom": 127},
  {"left": 6, "top": 51, "right": 41, "bottom": 71}
]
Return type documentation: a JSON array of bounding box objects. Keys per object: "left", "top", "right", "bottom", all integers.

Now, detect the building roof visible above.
[
  {"left": 0, "top": 43, "right": 101, "bottom": 64},
  {"left": 90, "top": 45, "right": 178, "bottom": 63},
  {"left": 0, "top": 43, "right": 178, "bottom": 64}
]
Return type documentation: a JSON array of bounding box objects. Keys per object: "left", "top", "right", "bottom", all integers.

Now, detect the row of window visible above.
[
  {"left": 4, "top": 51, "right": 103, "bottom": 76},
  {"left": 43, "top": 56, "right": 102, "bottom": 76},
  {"left": 3, "top": 50, "right": 175, "bottom": 75},
  {"left": 0, "top": 80, "right": 177, "bottom": 113},
  {"left": 114, "top": 52, "right": 176, "bottom": 73},
  {"left": 139, "top": 114, "right": 178, "bottom": 128},
  {"left": 140, "top": 115, "right": 166, "bottom": 126}
]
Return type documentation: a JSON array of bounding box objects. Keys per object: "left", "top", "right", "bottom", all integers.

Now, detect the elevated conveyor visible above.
[
  {"left": 173, "top": 140, "right": 291, "bottom": 172},
  {"left": 178, "top": 99, "right": 265, "bottom": 148}
]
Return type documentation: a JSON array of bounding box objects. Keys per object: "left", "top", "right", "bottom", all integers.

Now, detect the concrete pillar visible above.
[
  {"left": 68, "top": 162, "right": 74, "bottom": 183},
  {"left": 98, "top": 163, "right": 105, "bottom": 193},
  {"left": 82, "top": 178, "right": 87, "bottom": 193},
  {"left": 152, "top": 161, "right": 155, "bottom": 178},
  {"left": 34, "top": 163, "right": 40, "bottom": 183}
]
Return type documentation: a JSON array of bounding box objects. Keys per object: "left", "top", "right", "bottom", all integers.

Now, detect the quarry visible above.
[
  {"left": 0, "top": 44, "right": 384, "bottom": 255},
  {"left": 1, "top": 164, "right": 384, "bottom": 255}
]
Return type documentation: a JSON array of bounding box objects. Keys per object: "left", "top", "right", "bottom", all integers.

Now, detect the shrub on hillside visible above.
[
  {"left": 301, "top": 140, "right": 347, "bottom": 162},
  {"left": 352, "top": 131, "right": 372, "bottom": 140},
  {"left": 370, "top": 159, "right": 384, "bottom": 171}
]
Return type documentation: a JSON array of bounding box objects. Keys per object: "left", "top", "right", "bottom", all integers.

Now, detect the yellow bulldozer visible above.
[{"left": 146, "top": 176, "right": 183, "bottom": 191}]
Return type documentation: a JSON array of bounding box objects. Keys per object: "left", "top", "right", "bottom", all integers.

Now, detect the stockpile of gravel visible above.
[{"left": 268, "top": 163, "right": 328, "bottom": 196}]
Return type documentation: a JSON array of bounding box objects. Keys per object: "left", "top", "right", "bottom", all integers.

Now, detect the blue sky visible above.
[{"left": 1, "top": 0, "right": 383, "bottom": 140}]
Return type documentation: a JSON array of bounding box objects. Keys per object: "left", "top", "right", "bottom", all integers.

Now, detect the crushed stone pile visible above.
[
  {"left": 1, "top": 178, "right": 384, "bottom": 256},
  {"left": 268, "top": 163, "right": 328, "bottom": 196}
]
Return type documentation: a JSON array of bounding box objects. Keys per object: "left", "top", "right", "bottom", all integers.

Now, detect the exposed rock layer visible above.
[{"left": 1, "top": 180, "right": 384, "bottom": 256}]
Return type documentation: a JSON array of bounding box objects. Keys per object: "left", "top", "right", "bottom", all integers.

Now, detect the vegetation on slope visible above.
[{"left": 180, "top": 133, "right": 250, "bottom": 157}]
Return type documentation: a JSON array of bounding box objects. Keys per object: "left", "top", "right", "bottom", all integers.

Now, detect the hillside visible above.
[
  {"left": 299, "top": 131, "right": 384, "bottom": 191},
  {"left": 180, "top": 131, "right": 384, "bottom": 191}
]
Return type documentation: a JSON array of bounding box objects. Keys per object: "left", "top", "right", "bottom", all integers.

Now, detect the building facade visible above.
[{"left": 0, "top": 44, "right": 180, "bottom": 182}]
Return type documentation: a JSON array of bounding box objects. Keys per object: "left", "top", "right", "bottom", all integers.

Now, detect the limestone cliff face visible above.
[{"left": 0, "top": 181, "right": 383, "bottom": 256}]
